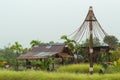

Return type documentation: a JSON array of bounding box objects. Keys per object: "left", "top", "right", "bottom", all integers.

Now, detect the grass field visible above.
[
  {"left": 0, "top": 70, "right": 120, "bottom": 80},
  {"left": 0, "top": 64, "right": 119, "bottom": 80},
  {"left": 57, "top": 64, "right": 103, "bottom": 73}
]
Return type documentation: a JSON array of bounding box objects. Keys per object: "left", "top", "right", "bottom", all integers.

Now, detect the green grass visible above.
[
  {"left": 57, "top": 64, "right": 103, "bottom": 73},
  {"left": 105, "top": 65, "right": 120, "bottom": 73},
  {"left": 0, "top": 70, "right": 120, "bottom": 80}
]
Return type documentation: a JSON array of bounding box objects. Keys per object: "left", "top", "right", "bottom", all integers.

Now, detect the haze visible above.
[{"left": 0, "top": 0, "right": 120, "bottom": 48}]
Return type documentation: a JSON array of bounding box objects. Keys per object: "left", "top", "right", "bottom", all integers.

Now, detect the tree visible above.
[
  {"left": 30, "top": 40, "right": 41, "bottom": 48},
  {"left": 49, "top": 41, "right": 54, "bottom": 45},
  {"left": 10, "top": 41, "right": 23, "bottom": 70},
  {"left": 61, "top": 35, "right": 88, "bottom": 63},
  {"left": 1, "top": 47, "right": 16, "bottom": 60},
  {"left": 10, "top": 42, "right": 23, "bottom": 54},
  {"left": 103, "top": 35, "right": 119, "bottom": 47},
  {"left": 0, "top": 47, "right": 16, "bottom": 66},
  {"left": 93, "top": 37, "right": 101, "bottom": 46},
  {"left": 61, "top": 35, "right": 76, "bottom": 54},
  {"left": 81, "top": 37, "right": 101, "bottom": 47}
]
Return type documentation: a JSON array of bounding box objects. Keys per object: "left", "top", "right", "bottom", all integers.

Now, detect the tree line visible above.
[{"left": 0, "top": 35, "right": 119, "bottom": 68}]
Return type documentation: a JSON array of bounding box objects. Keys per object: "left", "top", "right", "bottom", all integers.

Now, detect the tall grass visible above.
[
  {"left": 105, "top": 65, "right": 120, "bottom": 73},
  {"left": 57, "top": 64, "right": 103, "bottom": 73},
  {"left": 0, "top": 70, "right": 120, "bottom": 80}
]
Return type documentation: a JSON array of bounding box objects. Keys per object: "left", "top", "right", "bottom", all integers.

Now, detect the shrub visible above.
[
  {"left": 105, "top": 65, "right": 120, "bottom": 73},
  {"left": 57, "top": 64, "right": 103, "bottom": 73},
  {"left": 0, "top": 61, "right": 7, "bottom": 67}
]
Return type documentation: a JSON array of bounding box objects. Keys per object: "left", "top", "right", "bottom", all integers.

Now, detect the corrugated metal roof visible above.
[
  {"left": 31, "top": 44, "right": 64, "bottom": 53},
  {"left": 33, "top": 52, "right": 58, "bottom": 57},
  {"left": 18, "top": 44, "right": 71, "bottom": 60}
]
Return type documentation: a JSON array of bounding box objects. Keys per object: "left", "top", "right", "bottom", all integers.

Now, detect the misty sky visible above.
[{"left": 0, "top": 0, "right": 120, "bottom": 48}]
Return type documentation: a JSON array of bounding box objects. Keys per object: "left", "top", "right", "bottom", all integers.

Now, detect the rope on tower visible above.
[
  {"left": 93, "top": 22, "right": 99, "bottom": 39},
  {"left": 68, "top": 26, "right": 80, "bottom": 37},
  {"left": 95, "top": 22, "right": 106, "bottom": 39},
  {"left": 96, "top": 19, "right": 108, "bottom": 36},
  {"left": 93, "top": 22, "right": 102, "bottom": 39},
  {"left": 71, "top": 21, "right": 86, "bottom": 41},
  {"left": 78, "top": 22, "right": 89, "bottom": 42}
]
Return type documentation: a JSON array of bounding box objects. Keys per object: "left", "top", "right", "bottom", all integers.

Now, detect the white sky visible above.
[{"left": 0, "top": 0, "right": 120, "bottom": 48}]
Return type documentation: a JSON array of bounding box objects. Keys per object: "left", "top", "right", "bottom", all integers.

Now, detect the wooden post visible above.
[
  {"left": 52, "top": 58, "right": 55, "bottom": 70},
  {"left": 62, "top": 57, "right": 64, "bottom": 65},
  {"left": 89, "top": 6, "right": 94, "bottom": 74},
  {"left": 16, "top": 51, "right": 18, "bottom": 71}
]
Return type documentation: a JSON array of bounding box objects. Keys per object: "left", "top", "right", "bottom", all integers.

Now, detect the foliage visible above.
[
  {"left": 1, "top": 70, "right": 120, "bottom": 80},
  {"left": 99, "top": 48, "right": 120, "bottom": 64},
  {"left": 61, "top": 35, "right": 90, "bottom": 63},
  {"left": 0, "top": 61, "right": 7, "bottom": 67},
  {"left": 39, "top": 57, "right": 54, "bottom": 70},
  {"left": 81, "top": 37, "right": 101, "bottom": 47},
  {"left": 10, "top": 41, "right": 23, "bottom": 55},
  {"left": 49, "top": 41, "right": 55, "bottom": 45},
  {"left": 44, "top": 57, "right": 54, "bottom": 69},
  {"left": 57, "top": 64, "right": 103, "bottom": 73},
  {"left": 74, "top": 44, "right": 88, "bottom": 62},
  {"left": 104, "top": 65, "right": 120, "bottom": 73},
  {"left": 22, "top": 48, "right": 30, "bottom": 54},
  {"left": 61, "top": 35, "right": 76, "bottom": 54},
  {"left": 103, "top": 35, "right": 119, "bottom": 47},
  {"left": 30, "top": 40, "right": 41, "bottom": 48},
  {"left": 103, "top": 52, "right": 120, "bottom": 73},
  {"left": 0, "top": 47, "right": 16, "bottom": 66},
  {"left": 30, "top": 57, "right": 54, "bottom": 70},
  {"left": 109, "top": 50, "right": 120, "bottom": 61},
  {"left": 93, "top": 37, "right": 101, "bottom": 46}
]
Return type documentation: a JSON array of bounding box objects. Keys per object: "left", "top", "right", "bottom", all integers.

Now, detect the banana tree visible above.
[
  {"left": 10, "top": 41, "right": 23, "bottom": 70},
  {"left": 61, "top": 35, "right": 76, "bottom": 54}
]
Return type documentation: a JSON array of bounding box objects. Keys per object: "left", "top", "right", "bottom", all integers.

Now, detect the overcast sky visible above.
[{"left": 0, "top": 0, "right": 120, "bottom": 48}]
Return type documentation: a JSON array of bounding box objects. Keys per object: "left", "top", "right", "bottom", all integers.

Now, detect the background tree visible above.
[
  {"left": 22, "top": 48, "right": 30, "bottom": 54},
  {"left": 10, "top": 41, "right": 23, "bottom": 70},
  {"left": 30, "top": 40, "right": 41, "bottom": 48},
  {"left": 103, "top": 35, "right": 119, "bottom": 47},
  {"left": 81, "top": 37, "right": 101, "bottom": 47},
  {"left": 93, "top": 37, "right": 101, "bottom": 46},
  {"left": 10, "top": 42, "right": 23, "bottom": 54},
  {"left": 49, "top": 41, "right": 55, "bottom": 45},
  {"left": 0, "top": 47, "right": 16, "bottom": 67}
]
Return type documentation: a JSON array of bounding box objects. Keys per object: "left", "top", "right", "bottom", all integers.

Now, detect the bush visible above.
[
  {"left": 105, "top": 65, "right": 120, "bottom": 73},
  {"left": 57, "top": 64, "right": 103, "bottom": 73},
  {"left": 0, "top": 61, "right": 7, "bottom": 67}
]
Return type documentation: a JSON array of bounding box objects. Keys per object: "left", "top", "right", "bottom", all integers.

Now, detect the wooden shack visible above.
[
  {"left": 18, "top": 44, "right": 72, "bottom": 60},
  {"left": 17, "top": 44, "right": 73, "bottom": 69}
]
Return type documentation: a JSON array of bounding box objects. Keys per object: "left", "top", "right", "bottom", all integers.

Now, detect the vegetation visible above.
[
  {"left": 0, "top": 70, "right": 120, "bottom": 80},
  {"left": 0, "top": 47, "right": 16, "bottom": 66},
  {"left": 30, "top": 40, "right": 41, "bottom": 48},
  {"left": 105, "top": 65, "right": 120, "bottom": 73},
  {"left": 81, "top": 37, "right": 101, "bottom": 47},
  {"left": 57, "top": 64, "right": 103, "bottom": 73},
  {"left": 103, "top": 35, "right": 119, "bottom": 47},
  {"left": 30, "top": 57, "right": 54, "bottom": 70},
  {"left": 61, "top": 35, "right": 76, "bottom": 54},
  {"left": 0, "top": 35, "right": 120, "bottom": 79},
  {"left": 10, "top": 41, "right": 23, "bottom": 55}
]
